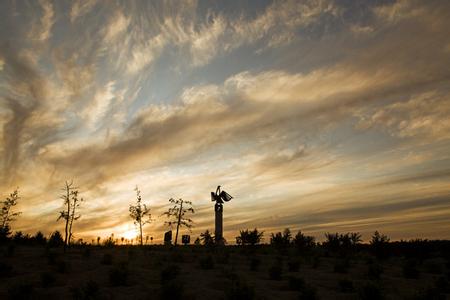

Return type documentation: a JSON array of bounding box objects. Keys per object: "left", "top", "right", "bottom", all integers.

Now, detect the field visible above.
[{"left": 1, "top": 242, "right": 449, "bottom": 299}]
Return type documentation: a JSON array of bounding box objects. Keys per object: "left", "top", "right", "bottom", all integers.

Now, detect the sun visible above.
[{"left": 122, "top": 230, "right": 136, "bottom": 240}]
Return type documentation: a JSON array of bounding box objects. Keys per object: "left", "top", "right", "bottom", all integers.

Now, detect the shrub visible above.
[
  {"left": 160, "top": 265, "right": 180, "bottom": 282},
  {"left": 358, "top": 282, "right": 383, "bottom": 300},
  {"left": 293, "top": 231, "right": 315, "bottom": 252},
  {"left": 268, "top": 264, "right": 282, "bottom": 280},
  {"left": 199, "top": 255, "right": 214, "bottom": 270},
  {"left": 40, "top": 272, "right": 56, "bottom": 288},
  {"left": 48, "top": 231, "right": 64, "bottom": 247},
  {"left": 109, "top": 267, "right": 128, "bottom": 286},
  {"left": 0, "top": 262, "right": 13, "bottom": 277},
  {"left": 403, "top": 260, "right": 420, "bottom": 279},
  {"left": 71, "top": 280, "right": 100, "bottom": 300},
  {"left": 34, "top": 231, "right": 47, "bottom": 245},
  {"left": 249, "top": 257, "right": 261, "bottom": 271},
  {"left": 236, "top": 228, "right": 264, "bottom": 246},
  {"left": 225, "top": 278, "right": 255, "bottom": 300},
  {"left": 101, "top": 253, "right": 113, "bottom": 265},
  {"left": 370, "top": 231, "right": 390, "bottom": 259},
  {"left": 338, "top": 279, "right": 354, "bottom": 293},
  {"left": 288, "top": 276, "right": 305, "bottom": 291},
  {"left": 8, "top": 282, "right": 34, "bottom": 300},
  {"left": 367, "top": 264, "right": 383, "bottom": 280},
  {"left": 270, "top": 228, "right": 292, "bottom": 247}
]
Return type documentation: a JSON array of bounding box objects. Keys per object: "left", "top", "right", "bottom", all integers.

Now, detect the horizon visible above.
[{"left": 1, "top": 0, "right": 450, "bottom": 244}]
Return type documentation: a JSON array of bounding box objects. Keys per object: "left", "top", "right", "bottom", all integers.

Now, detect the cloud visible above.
[
  {"left": 70, "top": 0, "right": 98, "bottom": 23},
  {"left": 29, "top": 0, "right": 55, "bottom": 41}
]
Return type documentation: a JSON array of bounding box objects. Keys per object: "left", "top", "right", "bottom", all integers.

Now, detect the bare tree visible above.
[
  {"left": 0, "top": 189, "right": 21, "bottom": 240},
  {"left": 162, "top": 198, "right": 194, "bottom": 245},
  {"left": 57, "top": 181, "right": 83, "bottom": 252},
  {"left": 129, "top": 186, "right": 152, "bottom": 246}
]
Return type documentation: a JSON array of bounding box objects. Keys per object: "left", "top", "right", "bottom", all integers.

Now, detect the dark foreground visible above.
[{"left": 0, "top": 242, "right": 449, "bottom": 299}]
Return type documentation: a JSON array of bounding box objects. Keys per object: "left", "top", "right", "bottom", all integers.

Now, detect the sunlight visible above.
[{"left": 122, "top": 230, "right": 136, "bottom": 240}]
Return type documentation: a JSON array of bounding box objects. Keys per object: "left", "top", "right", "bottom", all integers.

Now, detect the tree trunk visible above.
[
  {"left": 175, "top": 200, "right": 183, "bottom": 245},
  {"left": 139, "top": 219, "right": 143, "bottom": 246},
  {"left": 63, "top": 183, "right": 70, "bottom": 253}
]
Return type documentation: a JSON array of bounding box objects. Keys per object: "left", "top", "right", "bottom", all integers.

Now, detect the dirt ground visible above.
[{"left": 0, "top": 244, "right": 449, "bottom": 299}]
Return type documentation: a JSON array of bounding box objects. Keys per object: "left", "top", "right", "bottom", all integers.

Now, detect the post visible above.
[{"left": 215, "top": 203, "right": 223, "bottom": 244}]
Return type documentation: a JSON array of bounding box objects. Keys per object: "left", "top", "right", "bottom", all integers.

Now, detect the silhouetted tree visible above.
[
  {"left": 370, "top": 231, "right": 390, "bottom": 258},
  {"left": 199, "top": 230, "right": 214, "bottom": 246},
  {"left": 293, "top": 231, "right": 316, "bottom": 251},
  {"left": 324, "top": 232, "right": 341, "bottom": 251},
  {"left": 270, "top": 228, "right": 292, "bottom": 246},
  {"left": 0, "top": 189, "right": 21, "bottom": 242},
  {"left": 162, "top": 198, "right": 194, "bottom": 245},
  {"left": 129, "top": 186, "right": 152, "bottom": 246},
  {"left": 33, "top": 231, "right": 47, "bottom": 245},
  {"left": 57, "top": 181, "right": 83, "bottom": 252},
  {"left": 236, "top": 228, "right": 264, "bottom": 246},
  {"left": 48, "top": 231, "right": 64, "bottom": 247}
]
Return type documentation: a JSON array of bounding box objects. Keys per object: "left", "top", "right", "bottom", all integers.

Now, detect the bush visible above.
[
  {"left": 403, "top": 260, "right": 420, "bottom": 279},
  {"left": 293, "top": 231, "right": 315, "bottom": 252},
  {"left": 250, "top": 257, "right": 261, "bottom": 271},
  {"left": 48, "top": 231, "right": 64, "bottom": 247},
  {"left": 8, "top": 282, "right": 34, "bottom": 300},
  {"left": 101, "top": 253, "right": 113, "bottom": 265},
  {"left": 236, "top": 228, "right": 264, "bottom": 246},
  {"left": 338, "top": 279, "right": 354, "bottom": 293},
  {"left": 199, "top": 255, "right": 214, "bottom": 270},
  {"left": 288, "top": 276, "right": 305, "bottom": 291},
  {"left": 225, "top": 278, "right": 255, "bottom": 300},
  {"left": 268, "top": 264, "right": 282, "bottom": 280},
  {"left": 288, "top": 260, "right": 300, "bottom": 272},
  {"left": 358, "top": 282, "right": 383, "bottom": 300},
  {"left": 40, "top": 272, "right": 56, "bottom": 288},
  {"left": 109, "top": 267, "right": 128, "bottom": 286}
]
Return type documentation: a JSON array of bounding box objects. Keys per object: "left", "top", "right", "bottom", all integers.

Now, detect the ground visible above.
[{"left": 0, "top": 244, "right": 449, "bottom": 299}]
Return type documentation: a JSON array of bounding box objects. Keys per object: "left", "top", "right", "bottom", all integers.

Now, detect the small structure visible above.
[
  {"left": 182, "top": 234, "right": 190, "bottom": 245},
  {"left": 211, "top": 186, "right": 233, "bottom": 244},
  {"left": 164, "top": 230, "right": 172, "bottom": 245}
]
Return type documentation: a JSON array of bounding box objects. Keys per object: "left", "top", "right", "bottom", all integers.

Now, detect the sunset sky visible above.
[{"left": 1, "top": 0, "right": 449, "bottom": 243}]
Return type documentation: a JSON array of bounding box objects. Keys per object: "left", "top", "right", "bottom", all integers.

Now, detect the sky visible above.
[{"left": 0, "top": 0, "right": 450, "bottom": 244}]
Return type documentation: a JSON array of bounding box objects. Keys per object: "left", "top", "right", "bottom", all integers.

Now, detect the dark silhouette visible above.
[
  {"left": 211, "top": 186, "right": 233, "bottom": 244},
  {"left": 270, "top": 228, "right": 292, "bottom": 246},
  {"left": 0, "top": 188, "right": 21, "bottom": 243},
  {"left": 162, "top": 198, "right": 194, "bottom": 245},
  {"left": 57, "top": 181, "right": 83, "bottom": 252},
  {"left": 236, "top": 228, "right": 264, "bottom": 246},
  {"left": 129, "top": 186, "right": 152, "bottom": 246}
]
